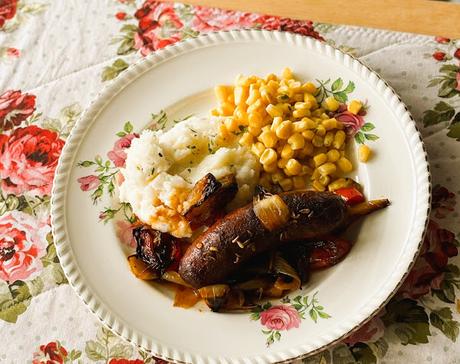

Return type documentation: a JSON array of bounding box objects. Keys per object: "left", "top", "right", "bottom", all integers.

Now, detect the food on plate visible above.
[
  {"left": 178, "top": 190, "right": 389, "bottom": 288},
  {"left": 116, "top": 68, "right": 388, "bottom": 311},
  {"left": 211, "top": 68, "right": 371, "bottom": 193},
  {"left": 118, "top": 115, "right": 260, "bottom": 238}
]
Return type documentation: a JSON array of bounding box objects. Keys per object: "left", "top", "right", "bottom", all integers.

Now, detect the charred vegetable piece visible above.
[
  {"left": 127, "top": 255, "right": 158, "bottom": 280},
  {"left": 335, "top": 187, "right": 365, "bottom": 205},
  {"left": 179, "top": 190, "right": 389, "bottom": 288},
  {"left": 182, "top": 173, "right": 237, "bottom": 229},
  {"left": 134, "top": 226, "right": 181, "bottom": 277},
  {"left": 309, "top": 237, "right": 352, "bottom": 270},
  {"left": 198, "top": 284, "right": 231, "bottom": 312},
  {"left": 281, "top": 245, "right": 311, "bottom": 284}
]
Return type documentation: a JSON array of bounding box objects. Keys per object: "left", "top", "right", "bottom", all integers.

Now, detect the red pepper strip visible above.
[
  {"left": 335, "top": 187, "right": 365, "bottom": 205},
  {"left": 309, "top": 237, "right": 352, "bottom": 270}
]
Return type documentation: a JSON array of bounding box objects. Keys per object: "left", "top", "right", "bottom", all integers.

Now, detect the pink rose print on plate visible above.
[
  {"left": 260, "top": 305, "right": 301, "bottom": 331},
  {"left": 115, "top": 220, "right": 137, "bottom": 248},
  {"left": 107, "top": 133, "right": 138, "bottom": 168},
  {"left": 77, "top": 175, "right": 100, "bottom": 191},
  {"left": 0, "top": 90, "right": 36, "bottom": 131},
  {"left": 334, "top": 105, "right": 365, "bottom": 135},
  {"left": 0, "top": 211, "right": 49, "bottom": 283},
  {"left": 0, "top": 125, "right": 65, "bottom": 196}
]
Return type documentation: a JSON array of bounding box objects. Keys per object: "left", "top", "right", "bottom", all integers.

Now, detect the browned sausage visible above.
[{"left": 179, "top": 191, "right": 348, "bottom": 288}]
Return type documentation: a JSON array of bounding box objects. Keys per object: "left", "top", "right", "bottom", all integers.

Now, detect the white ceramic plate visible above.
[{"left": 51, "top": 30, "right": 430, "bottom": 364}]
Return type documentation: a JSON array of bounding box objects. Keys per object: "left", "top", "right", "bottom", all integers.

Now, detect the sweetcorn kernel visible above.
[
  {"left": 282, "top": 67, "right": 293, "bottom": 80},
  {"left": 266, "top": 104, "right": 283, "bottom": 117},
  {"left": 281, "top": 144, "right": 294, "bottom": 159},
  {"left": 328, "top": 177, "right": 351, "bottom": 191},
  {"left": 277, "top": 158, "right": 289, "bottom": 169},
  {"left": 313, "top": 153, "right": 327, "bottom": 167},
  {"left": 359, "top": 144, "right": 372, "bottom": 162},
  {"left": 316, "top": 125, "right": 326, "bottom": 137},
  {"left": 258, "top": 130, "right": 277, "bottom": 148},
  {"left": 312, "top": 135, "right": 324, "bottom": 147},
  {"left": 333, "top": 130, "right": 346, "bottom": 149},
  {"left": 302, "top": 130, "right": 315, "bottom": 141},
  {"left": 275, "top": 120, "right": 293, "bottom": 139},
  {"left": 322, "top": 118, "right": 337, "bottom": 130},
  {"left": 312, "top": 180, "right": 326, "bottom": 191},
  {"left": 248, "top": 125, "right": 262, "bottom": 136},
  {"left": 302, "top": 82, "right": 317, "bottom": 94},
  {"left": 287, "top": 133, "right": 305, "bottom": 150},
  {"left": 260, "top": 148, "right": 278, "bottom": 165},
  {"left": 285, "top": 158, "right": 302, "bottom": 176},
  {"left": 348, "top": 100, "right": 362, "bottom": 115},
  {"left": 279, "top": 178, "right": 293, "bottom": 191},
  {"left": 239, "top": 132, "right": 253, "bottom": 147},
  {"left": 323, "top": 96, "right": 340, "bottom": 112},
  {"left": 251, "top": 142, "right": 265, "bottom": 158},
  {"left": 337, "top": 157, "right": 353, "bottom": 173},
  {"left": 327, "top": 149, "right": 341, "bottom": 162},
  {"left": 263, "top": 162, "right": 279, "bottom": 173},
  {"left": 293, "top": 108, "right": 309, "bottom": 119},
  {"left": 318, "top": 174, "right": 331, "bottom": 186},
  {"left": 324, "top": 131, "right": 334, "bottom": 147},
  {"left": 318, "top": 162, "right": 337, "bottom": 176}
]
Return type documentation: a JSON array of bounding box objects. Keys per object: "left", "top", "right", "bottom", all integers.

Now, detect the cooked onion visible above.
[
  {"left": 127, "top": 255, "right": 159, "bottom": 280},
  {"left": 253, "top": 195, "right": 290, "bottom": 231},
  {"left": 162, "top": 271, "right": 192, "bottom": 287},
  {"left": 198, "top": 284, "right": 231, "bottom": 312}
]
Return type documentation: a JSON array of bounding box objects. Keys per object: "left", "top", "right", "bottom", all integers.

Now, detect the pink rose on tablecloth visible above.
[
  {"left": 399, "top": 220, "right": 458, "bottom": 299},
  {"left": 0, "top": 90, "right": 36, "bottom": 131},
  {"left": 107, "top": 133, "right": 138, "bottom": 167},
  {"left": 258, "top": 16, "right": 324, "bottom": 40},
  {"left": 191, "top": 6, "right": 262, "bottom": 32},
  {"left": 0, "top": 211, "right": 49, "bottom": 283},
  {"left": 115, "top": 220, "right": 137, "bottom": 248},
  {"left": 134, "top": 1, "right": 183, "bottom": 56},
  {"left": 0, "top": 0, "right": 17, "bottom": 28},
  {"left": 0, "top": 125, "right": 65, "bottom": 196},
  {"left": 32, "top": 341, "right": 68, "bottom": 364},
  {"left": 344, "top": 314, "right": 385, "bottom": 345},
  {"left": 431, "top": 185, "right": 456, "bottom": 219},
  {"left": 260, "top": 305, "right": 301, "bottom": 331},
  {"left": 77, "top": 175, "right": 100, "bottom": 191},
  {"left": 435, "top": 36, "right": 450, "bottom": 44}
]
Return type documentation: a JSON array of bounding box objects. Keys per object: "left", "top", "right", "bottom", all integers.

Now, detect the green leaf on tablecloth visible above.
[
  {"left": 0, "top": 194, "right": 20, "bottom": 216},
  {"left": 330, "top": 344, "right": 355, "bottom": 364},
  {"left": 117, "top": 37, "right": 135, "bottom": 55},
  {"left": 428, "top": 78, "right": 444, "bottom": 87},
  {"left": 69, "top": 349, "right": 82, "bottom": 360},
  {"left": 432, "top": 264, "right": 460, "bottom": 303},
  {"left": 302, "top": 348, "right": 332, "bottom": 363},
  {"left": 109, "top": 343, "right": 133, "bottom": 359},
  {"left": 439, "top": 64, "right": 460, "bottom": 74},
  {"left": 382, "top": 298, "right": 431, "bottom": 345},
  {"left": 85, "top": 340, "right": 107, "bottom": 361},
  {"left": 101, "top": 59, "right": 129, "bottom": 81},
  {"left": 430, "top": 307, "right": 459, "bottom": 342},
  {"left": 349, "top": 343, "right": 377, "bottom": 364},
  {"left": 422, "top": 101, "right": 455, "bottom": 127},
  {"left": 27, "top": 276, "right": 44, "bottom": 296},
  {"left": 41, "top": 117, "right": 61, "bottom": 133},
  {"left": 447, "top": 122, "right": 460, "bottom": 141},
  {"left": 41, "top": 241, "right": 59, "bottom": 267},
  {"left": 367, "top": 338, "right": 389, "bottom": 359},
  {"left": 50, "top": 263, "right": 68, "bottom": 285},
  {"left": 0, "top": 281, "right": 32, "bottom": 323},
  {"left": 438, "top": 79, "right": 458, "bottom": 98}
]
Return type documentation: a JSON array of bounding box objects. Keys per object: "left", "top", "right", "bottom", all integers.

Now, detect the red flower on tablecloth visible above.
[
  {"left": 431, "top": 185, "right": 456, "bottom": 219},
  {"left": 0, "top": 0, "right": 18, "bottom": 28},
  {"left": 0, "top": 125, "right": 65, "bottom": 196},
  {"left": 432, "top": 51, "right": 447, "bottom": 61},
  {"left": 260, "top": 305, "right": 301, "bottom": 331},
  {"left": 6, "top": 47, "right": 20, "bottom": 57},
  {"left": 32, "top": 341, "right": 68, "bottom": 364},
  {"left": 0, "top": 90, "right": 36, "bottom": 131},
  {"left": 435, "top": 36, "right": 450, "bottom": 44},
  {"left": 344, "top": 312, "right": 385, "bottom": 345},
  {"left": 77, "top": 175, "right": 100, "bottom": 191},
  {"left": 399, "top": 220, "right": 458, "bottom": 299},
  {"left": 258, "top": 16, "right": 324, "bottom": 40},
  {"left": 107, "top": 133, "right": 138, "bottom": 167},
  {"left": 108, "top": 359, "right": 144, "bottom": 364},
  {"left": 454, "top": 48, "right": 460, "bottom": 60},
  {"left": 0, "top": 211, "right": 49, "bottom": 283},
  {"left": 116, "top": 11, "right": 127, "bottom": 21},
  {"left": 133, "top": 1, "right": 183, "bottom": 56}
]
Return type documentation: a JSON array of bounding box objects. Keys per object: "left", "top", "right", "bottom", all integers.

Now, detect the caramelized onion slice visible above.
[
  {"left": 271, "top": 253, "right": 301, "bottom": 292},
  {"left": 127, "top": 255, "right": 158, "bottom": 280},
  {"left": 198, "top": 284, "right": 230, "bottom": 312},
  {"left": 162, "top": 271, "right": 192, "bottom": 288},
  {"left": 253, "top": 194, "right": 290, "bottom": 231}
]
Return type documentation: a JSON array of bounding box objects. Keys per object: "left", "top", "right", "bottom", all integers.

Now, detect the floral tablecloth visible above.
[{"left": 1, "top": 1, "right": 460, "bottom": 363}]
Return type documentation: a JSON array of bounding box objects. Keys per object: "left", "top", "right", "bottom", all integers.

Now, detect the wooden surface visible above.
[{"left": 181, "top": 0, "right": 460, "bottom": 38}]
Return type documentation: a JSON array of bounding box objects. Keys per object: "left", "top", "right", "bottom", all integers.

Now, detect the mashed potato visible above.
[{"left": 118, "top": 116, "right": 260, "bottom": 238}]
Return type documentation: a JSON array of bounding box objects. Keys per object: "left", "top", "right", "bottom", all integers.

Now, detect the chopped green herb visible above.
[{"left": 158, "top": 152, "right": 163, "bottom": 157}]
